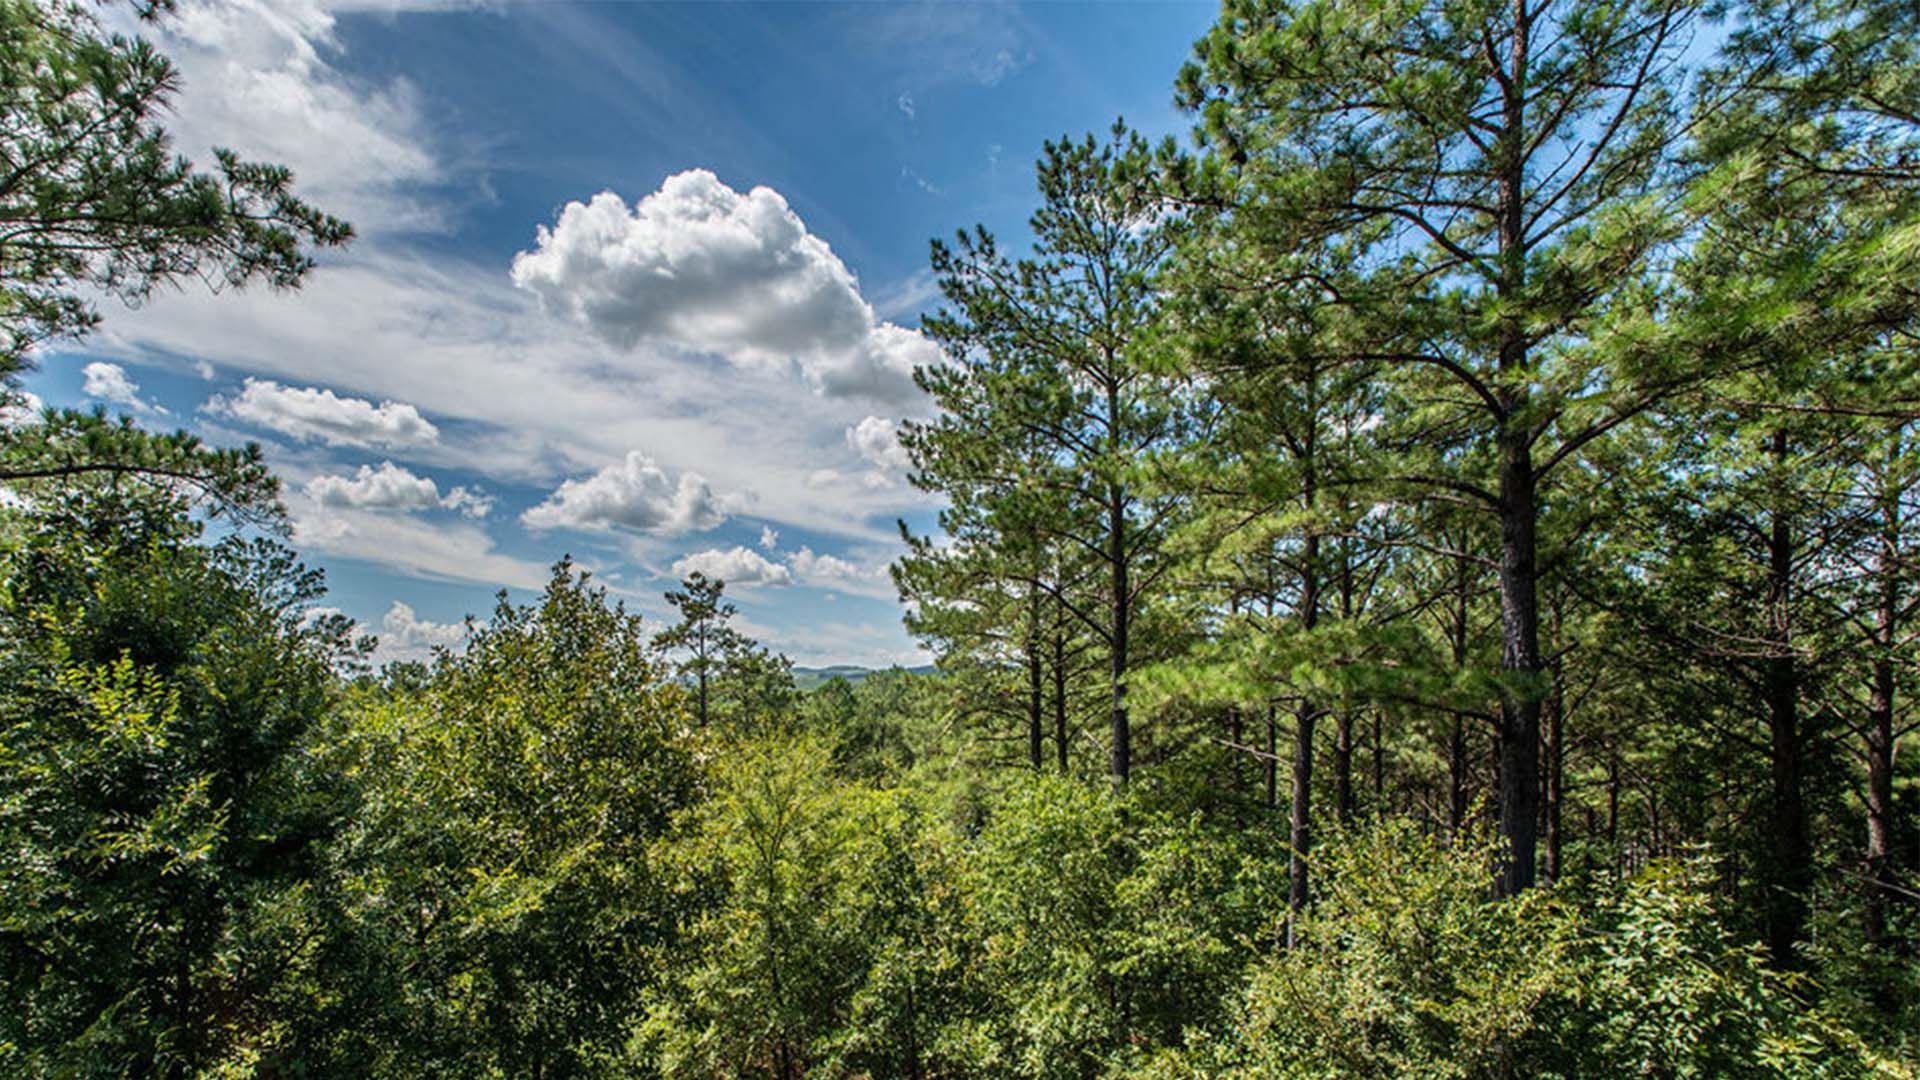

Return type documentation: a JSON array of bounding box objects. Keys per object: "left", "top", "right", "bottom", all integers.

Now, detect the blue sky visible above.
[{"left": 20, "top": 0, "right": 1216, "bottom": 667}]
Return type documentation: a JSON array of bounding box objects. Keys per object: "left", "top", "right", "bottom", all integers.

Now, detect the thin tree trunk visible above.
[
  {"left": 1335, "top": 712, "right": 1355, "bottom": 826},
  {"left": 1053, "top": 626, "right": 1070, "bottom": 774},
  {"left": 1446, "top": 538, "right": 1473, "bottom": 843},
  {"left": 1607, "top": 752, "right": 1620, "bottom": 875},
  {"left": 1288, "top": 704, "right": 1316, "bottom": 944},
  {"left": 1288, "top": 448, "right": 1322, "bottom": 926},
  {"left": 1265, "top": 704, "right": 1278, "bottom": 811},
  {"left": 1335, "top": 546, "right": 1356, "bottom": 824},
  {"left": 1449, "top": 715, "right": 1469, "bottom": 840},
  {"left": 1026, "top": 588, "right": 1044, "bottom": 770},
  {"left": 1866, "top": 651, "right": 1896, "bottom": 949},
  {"left": 1372, "top": 710, "right": 1384, "bottom": 811},
  {"left": 1544, "top": 673, "right": 1564, "bottom": 886},
  {"left": 1865, "top": 437, "right": 1903, "bottom": 951},
  {"left": 1764, "top": 428, "right": 1811, "bottom": 967},
  {"left": 1109, "top": 481, "right": 1131, "bottom": 789}
]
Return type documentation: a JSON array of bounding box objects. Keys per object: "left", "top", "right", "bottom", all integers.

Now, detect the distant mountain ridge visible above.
[{"left": 791, "top": 664, "right": 936, "bottom": 690}]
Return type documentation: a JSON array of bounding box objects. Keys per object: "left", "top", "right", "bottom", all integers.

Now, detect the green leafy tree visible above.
[
  {"left": 313, "top": 561, "right": 700, "bottom": 1076},
  {"left": 0, "top": 483, "right": 359, "bottom": 1075},
  {"left": 638, "top": 736, "right": 913, "bottom": 1080}
]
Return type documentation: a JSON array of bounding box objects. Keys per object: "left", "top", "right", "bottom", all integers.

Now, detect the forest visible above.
[{"left": 2, "top": 0, "right": 1919, "bottom": 1075}]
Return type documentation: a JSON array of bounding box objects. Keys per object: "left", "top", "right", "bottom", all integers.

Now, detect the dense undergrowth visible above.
[{"left": 2, "top": 495, "right": 1913, "bottom": 1077}]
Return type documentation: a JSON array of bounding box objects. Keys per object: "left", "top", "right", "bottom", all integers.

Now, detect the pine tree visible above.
[{"left": 910, "top": 126, "right": 1186, "bottom": 789}]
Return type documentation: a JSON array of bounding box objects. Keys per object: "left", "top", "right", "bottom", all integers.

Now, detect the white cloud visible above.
[
  {"left": 144, "top": 0, "right": 448, "bottom": 234},
  {"left": 849, "top": 2, "right": 1033, "bottom": 89},
  {"left": 82, "top": 362, "right": 164, "bottom": 414},
  {"left": 902, "top": 166, "right": 941, "bottom": 197},
  {"left": 897, "top": 92, "right": 915, "bottom": 119},
  {"left": 670, "top": 545, "right": 793, "bottom": 587},
  {"left": 88, "top": 243, "right": 932, "bottom": 545},
  {"left": 305, "top": 460, "right": 491, "bottom": 517},
  {"left": 194, "top": 359, "right": 217, "bottom": 380},
  {"left": 846, "top": 414, "right": 912, "bottom": 471},
  {"left": 759, "top": 525, "right": 779, "bottom": 550},
  {"left": 509, "top": 170, "right": 939, "bottom": 404},
  {"left": 1, "top": 390, "right": 43, "bottom": 427},
  {"left": 789, "top": 545, "right": 897, "bottom": 599},
  {"left": 367, "top": 600, "right": 469, "bottom": 666},
  {"left": 873, "top": 268, "right": 941, "bottom": 322},
  {"left": 209, "top": 378, "right": 439, "bottom": 448},
  {"left": 807, "top": 466, "right": 896, "bottom": 492},
  {"left": 292, "top": 496, "right": 547, "bottom": 589},
  {"left": 522, "top": 451, "right": 728, "bottom": 535}
]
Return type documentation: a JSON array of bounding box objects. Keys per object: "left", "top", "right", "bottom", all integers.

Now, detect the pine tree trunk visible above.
[
  {"left": 1288, "top": 486, "right": 1321, "bottom": 926},
  {"left": 1866, "top": 651, "right": 1896, "bottom": 950},
  {"left": 1264, "top": 705, "right": 1278, "bottom": 811},
  {"left": 1491, "top": 0, "right": 1542, "bottom": 897},
  {"left": 1335, "top": 549, "right": 1356, "bottom": 824},
  {"left": 1288, "top": 704, "right": 1316, "bottom": 942},
  {"left": 1865, "top": 446, "right": 1903, "bottom": 952},
  {"left": 1105, "top": 362, "right": 1132, "bottom": 791},
  {"left": 1053, "top": 627, "right": 1070, "bottom": 774},
  {"left": 1495, "top": 428, "right": 1543, "bottom": 895},
  {"left": 1335, "top": 711, "right": 1355, "bottom": 826},
  {"left": 1764, "top": 429, "right": 1810, "bottom": 967},
  {"left": 1448, "top": 715, "right": 1469, "bottom": 840},
  {"left": 1544, "top": 672, "right": 1564, "bottom": 886},
  {"left": 1026, "top": 593, "right": 1044, "bottom": 770},
  {"left": 1109, "top": 484, "right": 1131, "bottom": 789},
  {"left": 1372, "top": 711, "right": 1385, "bottom": 811}
]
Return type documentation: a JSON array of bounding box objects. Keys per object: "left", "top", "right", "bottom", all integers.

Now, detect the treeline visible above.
[
  {"left": 897, "top": 0, "right": 1920, "bottom": 983},
  {"left": 0, "top": 485, "right": 1910, "bottom": 1076}
]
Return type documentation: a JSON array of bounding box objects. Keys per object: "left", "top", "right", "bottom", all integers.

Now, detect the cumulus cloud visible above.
[
  {"left": 759, "top": 525, "right": 779, "bottom": 550},
  {"left": 522, "top": 450, "right": 728, "bottom": 535},
  {"left": 846, "top": 415, "right": 911, "bottom": 471},
  {"left": 670, "top": 545, "right": 793, "bottom": 587},
  {"left": 509, "top": 170, "right": 939, "bottom": 403},
  {"left": 305, "top": 460, "right": 492, "bottom": 517},
  {"left": 789, "top": 545, "right": 897, "bottom": 599},
  {"left": 209, "top": 377, "right": 439, "bottom": 448},
  {"left": 82, "top": 362, "right": 163, "bottom": 414},
  {"left": 367, "top": 600, "right": 469, "bottom": 666}
]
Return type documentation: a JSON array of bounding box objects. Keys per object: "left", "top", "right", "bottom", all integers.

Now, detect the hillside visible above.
[{"left": 791, "top": 664, "right": 937, "bottom": 691}]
